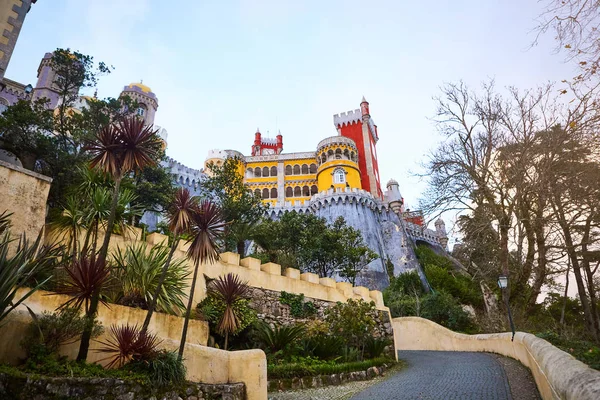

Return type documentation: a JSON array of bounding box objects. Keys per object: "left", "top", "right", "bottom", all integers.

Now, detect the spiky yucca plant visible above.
[
  {"left": 142, "top": 188, "right": 197, "bottom": 333},
  {"left": 80, "top": 115, "right": 161, "bottom": 361},
  {"left": 57, "top": 257, "right": 111, "bottom": 313},
  {"left": 254, "top": 321, "right": 305, "bottom": 354},
  {"left": 178, "top": 200, "right": 226, "bottom": 359},
  {"left": 96, "top": 324, "right": 161, "bottom": 368},
  {"left": 207, "top": 273, "right": 251, "bottom": 350},
  {"left": 112, "top": 243, "right": 189, "bottom": 315}
]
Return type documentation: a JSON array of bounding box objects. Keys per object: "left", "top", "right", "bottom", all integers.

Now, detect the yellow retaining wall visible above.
[
  {"left": 0, "top": 160, "right": 52, "bottom": 240},
  {"left": 393, "top": 317, "right": 600, "bottom": 400},
  {"left": 0, "top": 289, "right": 268, "bottom": 400}
]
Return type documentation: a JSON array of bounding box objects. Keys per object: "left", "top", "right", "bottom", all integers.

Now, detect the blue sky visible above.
[{"left": 12, "top": 0, "right": 574, "bottom": 241}]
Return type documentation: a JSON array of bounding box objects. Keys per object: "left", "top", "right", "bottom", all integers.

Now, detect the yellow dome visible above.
[{"left": 127, "top": 82, "right": 152, "bottom": 93}]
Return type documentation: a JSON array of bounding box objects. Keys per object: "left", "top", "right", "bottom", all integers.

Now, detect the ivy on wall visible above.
[{"left": 279, "top": 291, "right": 317, "bottom": 318}]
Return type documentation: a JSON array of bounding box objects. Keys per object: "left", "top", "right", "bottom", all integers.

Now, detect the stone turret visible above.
[
  {"left": 435, "top": 218, "right": 449, "bottom": 249},
  {"left": 386, "top": 179, "right": 403, "bottom": 214}
]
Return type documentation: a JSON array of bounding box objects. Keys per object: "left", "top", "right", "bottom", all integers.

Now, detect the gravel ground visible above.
[{"left": 268, "top": 351, "right": 541, "bottom": 400}]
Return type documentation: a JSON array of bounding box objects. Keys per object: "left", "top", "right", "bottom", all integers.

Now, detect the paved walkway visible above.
[
  {"left": 351, "top": 351, "right": 512, "bottom": 400},
  {"left": 269, "top": 350, "right": 540, "bottom": 400}
]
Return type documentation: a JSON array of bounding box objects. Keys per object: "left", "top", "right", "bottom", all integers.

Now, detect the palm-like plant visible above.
[
  {"left": 80, "top": 115, "right": 161, "bottom": 361},
  {"left": 178, "top": 200, "right": 226, "bottom": 359},
  {"left": 57, "top": 256, "right": 111, "bottom": 313},
  {"left": 254, "top": 321, "right": 305, "bottom": 354},
  {"left": 0, "top": 227, "right": 54, "bottom": 325},
  {"left": 50, "top": 196, "right": 85, "bottom": 259},
  {"left": 96, "top": 324, "right": 161, "bottom": 368},
  {"left": 207, "top": 273, "right": 251, "bottom": 350},
  {"left": 112, "top": 243, "right": 189, "bottom": 315},
  {"left": 141, "top": 188, "right": 197, "bottom": 333}
]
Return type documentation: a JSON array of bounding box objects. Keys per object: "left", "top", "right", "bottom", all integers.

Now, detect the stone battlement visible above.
[{"left": 333, "top": 109, "right": 362, "bottom": 126}]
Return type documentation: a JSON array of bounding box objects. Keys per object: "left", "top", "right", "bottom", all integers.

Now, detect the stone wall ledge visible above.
[
  {"left": 393, "top": 316, "right": 600, "bottom": 400},
  {"left": 0, "top": 373, "right": 245, "bottom": 400},
  {"left": 0, "top": 158, "right": 53, "bottom": 182},
  {"left": 267, "top": 363, "right": 390, "bottom": 392}
]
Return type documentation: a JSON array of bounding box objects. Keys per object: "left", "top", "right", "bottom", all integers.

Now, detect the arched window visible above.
[
  {"left": 334, "top": 168, "right": 346, "bottom": 184},
  {"left": 293, "top": 165, "right": 300, "bottom": 175},
  {"left": 350, "top": 152, "right": 356, "bottom": 162},
  {"left": 270, "top": 166, "right": 277, "bottom": 176},
  {"left": 343, "top": 149, "right": 350, "bottom": 159},
  {"left": 309, "top": 164, "right": 317, "bottom": 173},
  {"left": 321, "top": 154, "right": 326, "bottom": 164},
  {"left": 285, "top": 165, "right": 292, "bottom": 175},
  {"left": 185, "top": 177, "right": 190, "bottom": 186},
  {"left": 254, "top": 189, "right": 261, "bottom": 198},
  {"left": 179, "top": 176, "right": 184, "bottom": 184},
  {"left": 136, "top": 104, "right": 147, "bottom": 117},
  {"left": 327, "top": 150, "right": 334, "bottom": 160},
  {"left": 294, "top": 186, "right": 301, "bottom": 197},
  {"left": 246, "top": 168, "right": 253, "bottom": 178},
  {"left": 0, "top": 97, "right": 8, "bottom": 114},
  {"left": 286, "top": 187, "right": 293, "bottom": 197},
  {"left": 310, "top": 185, "right": 318, "bottom": 195},
  {"left": 262, "top": 167, "right": 269, "bottom": 177},
  {"left": 254, "top": 167, "right": 262, "bottom": 177},
  {"left": 270, "top": 188, "right": 277, "bottom": 199},
  {"left": 335, "top": 148, "right": 342, "bottom": 157},
  {"left": 302, "top": 186, "right": 310, "bottom": 196},
  {"left": 301, "top": 164, "right": 308, "bottom": 174},
  {"left": 262, "top": 188, "right": 269, "bottom": 199}
]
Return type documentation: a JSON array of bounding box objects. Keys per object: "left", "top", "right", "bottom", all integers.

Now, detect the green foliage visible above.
[
  {"left": 364, "top": 337, "right": 391, "bottom": 359},
  {"left": 254, "top": 213, "right": 374, "bottom": 279},
  {"left": 279, "top": 291, "right": 316, "bottom": 318},
  {"left": 300, "top": 335, "right": 344, "bottom": 360},
  {"left": 420, "top": 291, "right": 476, "bottom": 332},
  {"left": 201, "top": 156, "right": 268, "bottom": 255},
  {"left": 383, "top": 272, "right": 424, "bottom": 318},
  {"left": 96, "top": 324, "right": 161, "bottom": 369},
  {"left": 254, "top": 322, "right": 306, "bottom": 354},
  {"left": 415, "top": 245, "right": 454, "bottom": 270},
  {"left": 0, "top": 227, "right": 55, "bottom": 324},
  {"left": 21, "top": 307, "right": 103, "bottom": 357},
  {"left": 196, "top": 296, "right": 257, "bottom": 336},
  {"left": 267, "top": 357, "right": 391, "bottom": 379},
  {"left": 127, "top": 350, "right": 186, "bottom": 386},
  {"left": 386, "top": 271, "right": 424, "bottom": 297},
  {"left": 536, "top": 331, "right": 600, "bottom": 370},
  {"left": 111, "top": 243, "right": 190, "bottom": 315},
  {"left": 325, "top": 299, "right": 377, "bottom": 351},
  {"left": 122, "top": 162, "right": 176, "bottom": 219},
  {"left": 424, "top": 264, "right": 482, "bottom": 307}
]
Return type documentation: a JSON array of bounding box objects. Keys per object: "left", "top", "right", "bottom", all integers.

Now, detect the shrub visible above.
[
  {"left": 127, "top": 350, "right": 186, "bottom": 386},
  {"left": 301, "top": 335, "right": 344, "bottom": 360},
  {"left": 386, "top": 271, "right": 424, "bottom": 297},
  {"left": 196, "top": 297, "right": 257, "bottom": 337},
  {"left": 341, "top": 346, "right": 360, "bottom": 362},
  {"left": 536, "top": 331, "right": 600, "bottom": 370},
  {"left": 96, "top": 324, "right": 161, "bottom": 368},
  {"left": 22, "top": 307, "right": 103, "bottom": 357},
  {"left": 384, "top": 292, "right": 421, "bottom": 318},
  {"left": 420, "top": 291, "right": 475, "bottom": 332},
  {"left": 424, "top": 264, "right": 482, "bottom": 307},
  {"left": 267, "top": 357, "right": 391, "bottom": 379},
  {"left": 111, "top": 243, "right": 190, "bottom": 314},
  {"left": 325, "top": 298, "right": 377, "bottom": 353},
  {"left": 364, "top": 337, "right": 390, "bottom": 359},
  {"left": 254, "top": 322, "right": 305, "bottom": 354},
  {"left": 279, "top": 291, "right": 316, "bottom": 318}
]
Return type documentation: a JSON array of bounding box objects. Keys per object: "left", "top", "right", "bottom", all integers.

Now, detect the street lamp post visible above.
[{"left": 497, "top": 275, "right": 515, "bottom": 341}]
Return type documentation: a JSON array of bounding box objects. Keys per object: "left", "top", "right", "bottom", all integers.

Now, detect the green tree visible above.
[
  {"left": 200, "top": 156, "right": 267, "bottom": 256},
  {"left": 325, "top": 299, "right": 377, "bottom": 359},
  {"left": 0, "top": 99, "right": 54, "bottom": 171},
  {"left": 333, "top": 217, "right": 378, "bottom": 285}
]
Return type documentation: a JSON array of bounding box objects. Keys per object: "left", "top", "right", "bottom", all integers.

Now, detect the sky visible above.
[{"left": 11, "top": 0, "right": 576, "bottom": 245}]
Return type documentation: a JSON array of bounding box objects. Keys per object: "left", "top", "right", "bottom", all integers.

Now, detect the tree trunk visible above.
[
  {"left": 560, "top": 261, "right": 570, "bottom": 327},
  {"left": 236, "top": 240, "right": 245, "bottom": 257},
  {"left": 581, "top": 215, "right": 600, "bottom": 336},
  {"left": 141, "top": 237, "right": 179, "bottom": 334},
  {"left": 77, "top": 176, "right": 121, "bottom": 362},
  {"left": 528, "top": 216, "right": 548, "bottom": 312},
  {"left": 179, "top": 259, "right": 200, "bottom": 361}
]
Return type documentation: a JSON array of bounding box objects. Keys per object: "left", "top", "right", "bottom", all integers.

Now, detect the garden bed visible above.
[{"left": 267, "top": 358, "right": 394, "bottom": 392}]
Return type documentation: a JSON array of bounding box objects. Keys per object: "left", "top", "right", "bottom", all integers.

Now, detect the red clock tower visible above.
[
  {"left": 333, "top": 97, "right": 382, "bottom": 198},
  {"left": 251, "top": 129, "right": 284, "bottom": 156}
]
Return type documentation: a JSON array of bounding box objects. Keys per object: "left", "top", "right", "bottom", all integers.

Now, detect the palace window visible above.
[{"left": 334, "top": 168, "right": 346, "bottom": 184}]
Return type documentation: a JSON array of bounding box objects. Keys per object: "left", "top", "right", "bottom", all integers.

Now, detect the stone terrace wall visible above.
[
  {"left": 0, "top": 373, "right": 245, "bottom": 400},
  {"left": 0, "top": 160, "right": 52, "bottom": 239},
  {"left": 248, "top": 287, "right": 393, "bottom": 342}
]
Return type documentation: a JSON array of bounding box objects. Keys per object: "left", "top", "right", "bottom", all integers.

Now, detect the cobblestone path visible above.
[{"left": 351, "top": 351, "right": 512, "bottom": 400}]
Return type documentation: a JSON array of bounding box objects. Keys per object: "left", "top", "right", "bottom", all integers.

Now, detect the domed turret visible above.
[
  {"left": 120, "top": 82, "right": 158, "bottom": 125},
  {"left": 315, "top": 136, "right": 361, "bottom": 192},
  {"left": 435, "top": 218, "right": 449, "bottom": 249}
]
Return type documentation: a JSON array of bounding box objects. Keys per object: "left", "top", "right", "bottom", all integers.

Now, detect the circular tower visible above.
[
  {"left": 386, "top": 179, "right": 404, "bottom": 214},
  {"left": 315, "top": 136, "right": 361, "bottom": 192},
  {"left": 120, "top": 82, "right": 158, "bottom": 125}
]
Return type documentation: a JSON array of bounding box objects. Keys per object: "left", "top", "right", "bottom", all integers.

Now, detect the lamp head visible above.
[
  {"left": 498, "top": 275, "right": 508, "bottom": 289},
  {"left": 24, "top": 84, "right": 33, "bottom": 94}
]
